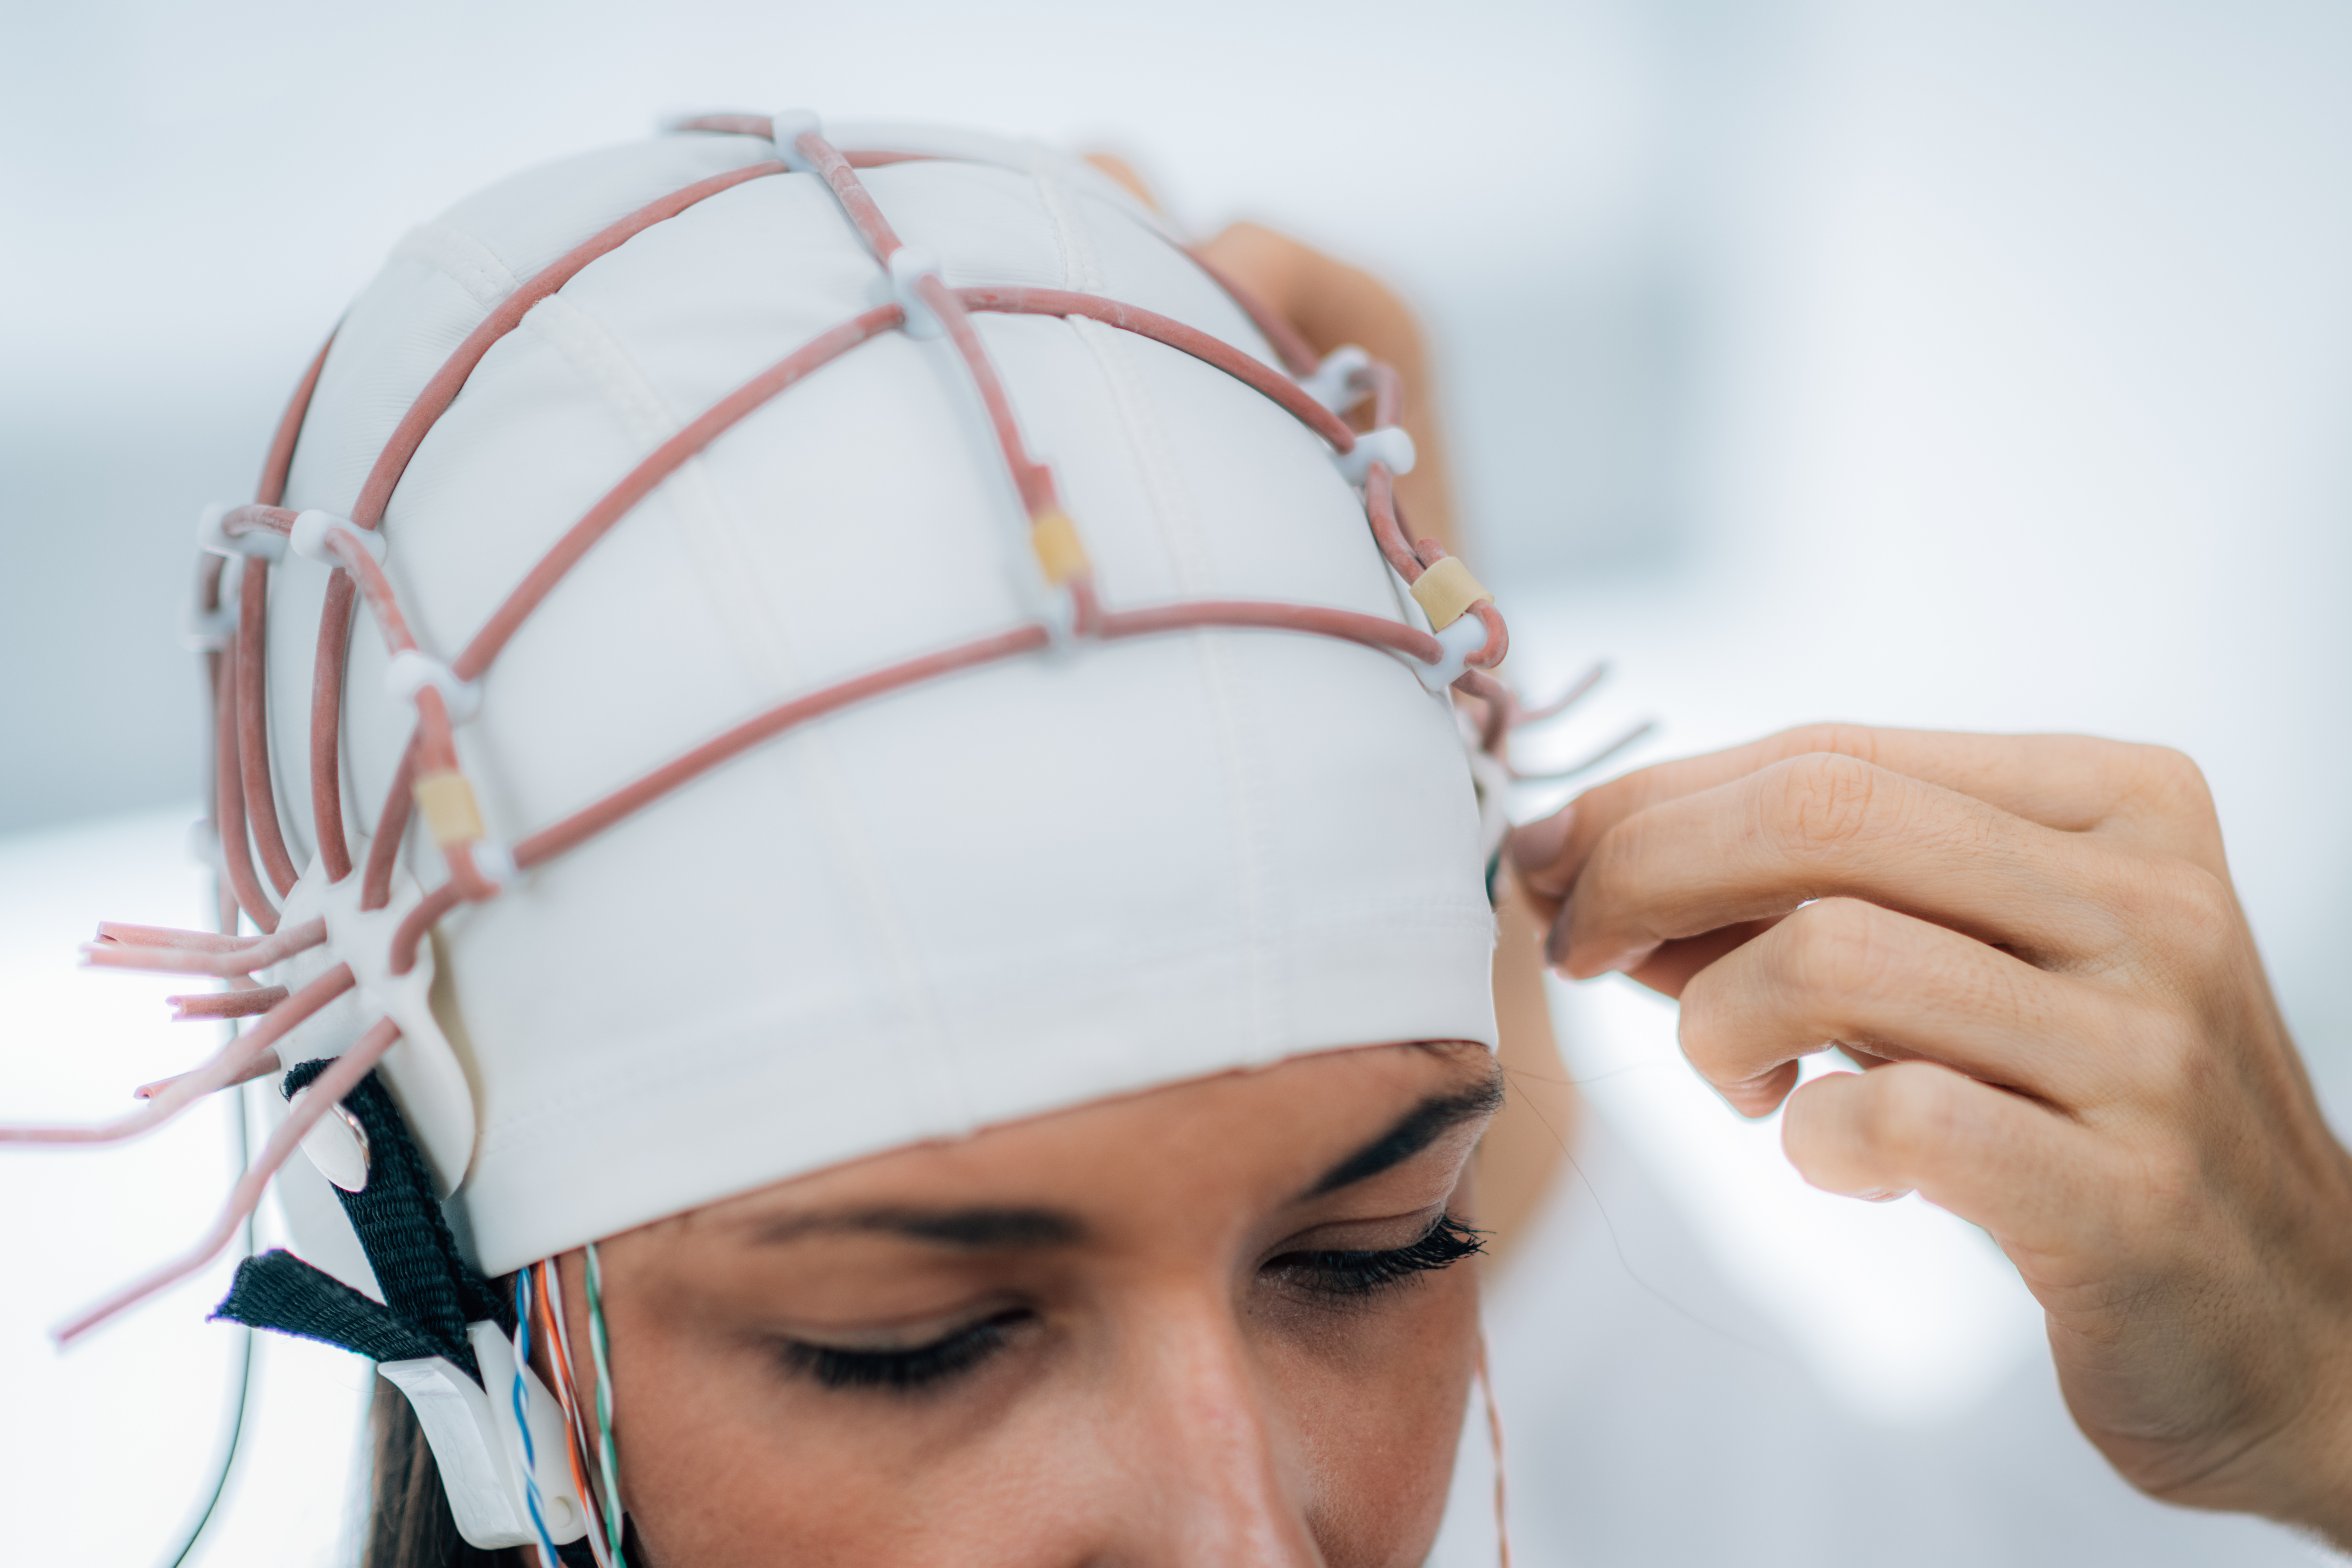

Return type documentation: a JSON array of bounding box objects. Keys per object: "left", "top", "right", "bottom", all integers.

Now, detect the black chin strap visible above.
[{"left": 211, "top": 1060, "right": 510, "bottom": 1384}]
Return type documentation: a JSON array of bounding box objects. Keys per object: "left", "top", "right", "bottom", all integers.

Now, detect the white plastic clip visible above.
[
  {"left": 185, "top": 817, "right": 222, "bottom": 871},
  {"left": 1335, "top": 426, "right": 1417, "bottom": 485},
  {"left": 1298, "top": 346, "right": 1372, "bottom": 414},
  {"left": 769, "top": 108, "right": 823, "bottom": 172},
  {"left": 385, "top": 649, "right": 482, "bottom": 723},
  {"left": 468, "top": 840, "right": 519, "bottom": 887},
  {"left": 376, "top": 1322, "right": 588, "bottom": 1551},
  {"left": 182, "top": 603, "right": 237, "bottom": 652},
  {"left": 197, "top": 501, "right": 285, "bottom": 561},
  {"left": 290, "top": 509, "right": 386, "bottom": 567},
  {"left": 1414, "top": 615, "right": 1490, "bottom": 694},
  {"left": 889, "top": 246, "right": 947, "bottom": 338}
]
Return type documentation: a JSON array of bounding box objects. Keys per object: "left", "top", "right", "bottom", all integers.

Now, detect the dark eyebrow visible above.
[
  {"left": 746, "top": 1205, "right": 1086, "bottom": 1249},
  {"left": 1305, "top": 1070, "right": 1507, "bottom": 1197}
]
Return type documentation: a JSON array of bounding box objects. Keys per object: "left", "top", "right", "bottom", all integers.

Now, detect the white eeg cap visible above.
[{"left": 255, "top": 124, "right": 1497, "bottom": 1277}]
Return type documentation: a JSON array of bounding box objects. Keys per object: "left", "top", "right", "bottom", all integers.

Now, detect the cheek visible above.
[
  {"left": 1275, "top": 1267, "right": 1486, "bottom": 1568},
  {"left": 610, "top": 1323, "right": 1059, "bottom": 1568}
]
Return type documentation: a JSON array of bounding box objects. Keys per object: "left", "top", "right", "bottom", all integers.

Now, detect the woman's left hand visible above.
[{"left": 1506, "top": 724, "right": 2352, "bottom": 1543}]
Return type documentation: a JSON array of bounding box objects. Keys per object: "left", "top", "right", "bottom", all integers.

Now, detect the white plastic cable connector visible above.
[
  {"left": 384, "top": 649, "right": 482, "bottom": 723},
  {"left": 1335, "top": 426, "right": 1417, "bottom": 485},
  {"left": 377, "top": 1322, "right": 589, "bottom": 1551},
  {"left": 185, "top": 817, "right": 223, "bottom": 872},
  {"left": 468, "top": 840, "right": 520, "bottom": 887},
  {"left": 290, "top": 509, "right": 387, "bottom": 567},
  {"left": 182, "top": 603, "right": 237, "bottom": 652},
  {"left": 1297, "top": 346, "right": 1372, "bottom": 414},
  {"left": 1414, "top": 615, "right": 1490, "bottom": 694},
  {"left": 197, "top": 501, "right": 285, "bottom": 561},
  {"left": 888, "top": 246, "right": 947, "bottom": 338},
  {"left": 768, "top": 108, "right": 822, "bottom": 172}
]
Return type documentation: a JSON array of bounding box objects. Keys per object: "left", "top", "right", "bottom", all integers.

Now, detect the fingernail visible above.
[
  {"left": 1507, "top": 807, "right": 1575, "bottom": 877},
  {"left": 1543, "top": 897, "right": 1575, "bottom": 971}
]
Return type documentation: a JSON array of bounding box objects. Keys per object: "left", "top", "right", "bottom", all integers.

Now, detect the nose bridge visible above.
[{"left": 1108, "top": 1288, "right": 1322, "bottom": 1568}]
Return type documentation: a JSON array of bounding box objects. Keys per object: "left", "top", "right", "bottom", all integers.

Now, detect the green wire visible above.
[{"left": 584, "top": 1241, "right": 630, "bottom": 1568}]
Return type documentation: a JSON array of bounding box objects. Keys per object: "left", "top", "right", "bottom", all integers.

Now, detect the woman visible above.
[{"left": 34, "top": 112, "right": 2352, "bottom": 1567}]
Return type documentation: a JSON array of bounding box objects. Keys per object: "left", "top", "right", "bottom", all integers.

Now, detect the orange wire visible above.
[{"left": 534, "top": 1258, "right": 609, "bottom": 1567}]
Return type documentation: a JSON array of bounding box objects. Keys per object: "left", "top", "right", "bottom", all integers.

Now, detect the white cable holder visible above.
[
  {"left": 384, "top": 649, "right": 483, "bottom": 723},
  {"left": 1335, "top": 426, "right": 1417, "bottom": 485},
  {"left": 185, "top": 817, "right": 223, "bottom": 872},
  {"left": 468, "top": 839, "right": 520, "bottom": 887},
  {"left": 768, "top": 108, "right": 823, "bottom": 172},
  {"left": 290, "top": 509, "right": 387, "bottom": 568},
  {"left": 888, "top": 246, "right": 948, "bottom": 339},
  {"left": 182, "top": 602, "right": 237, "bottom": 652},
  {"left": 1414, "top": 614, "right": 1490, "bottom": 694},
  {"left": 377, "top": 1323, "right": 589, "bottom": 1550},
  {"left": 1298, "top": 345, "right": 1372, "bottom": 414},
  {"left": 197, "top": 501, "right": 285, "bottom": 561}
]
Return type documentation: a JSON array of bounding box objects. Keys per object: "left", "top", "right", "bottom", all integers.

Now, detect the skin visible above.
[
  {"left": 1507, "top": 725, "right": 2352, "bottom": 1544},
  {"left": 551, "top": 1041, "right": 1502, "bottom": 1568}
]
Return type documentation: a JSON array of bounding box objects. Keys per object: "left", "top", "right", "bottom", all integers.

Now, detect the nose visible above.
[{"left": 1095, "top": 1292, "right": 1323, "bottom": 1568}]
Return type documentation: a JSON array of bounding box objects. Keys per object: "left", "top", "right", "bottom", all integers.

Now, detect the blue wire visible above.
[{"left": 514, "top": 1270, "right": 563, "bottom": 1568}]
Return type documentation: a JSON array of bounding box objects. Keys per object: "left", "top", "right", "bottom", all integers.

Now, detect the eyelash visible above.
[
  {"left": 1266, "top": 1212, "right": 1488, "bottom": 1300},
  {"left": 781, "top": 1216, "right": 1487, "bottom": 1394},
  {"left": 780, "top": 1309, "right": 1028, "bottom": 1392}
]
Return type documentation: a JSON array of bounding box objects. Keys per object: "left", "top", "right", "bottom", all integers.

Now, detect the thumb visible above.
[{"left": 1781, "top": 1062, "right": 2095, "bottom": 1259}]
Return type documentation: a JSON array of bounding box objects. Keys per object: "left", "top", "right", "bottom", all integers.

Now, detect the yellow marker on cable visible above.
[
  {"left": 1030, "top": 509, "right": 1090, "bottom": 585},
  {"left": 1409, "top": 557, "right": 1492, "bottom": 631},
  {"left": 413, "top": 770, "right": 486, "bottom": 848}
]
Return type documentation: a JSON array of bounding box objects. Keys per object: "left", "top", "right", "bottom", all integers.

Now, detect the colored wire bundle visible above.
[
  {"left": 511, "top": 1270, "right": 563, "bottom": 1568},
  {"left": 536, "top": 1256, "right": 620, "bottom": 1568},
  {"left": 585, "top": 1243, "right": 628, "bottom": 1566}
]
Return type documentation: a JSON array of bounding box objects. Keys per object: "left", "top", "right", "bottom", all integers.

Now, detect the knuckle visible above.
[
  {"left": 1856, "top": 1063, "right": 1962, "bottom": 1171},
  {"left": 1770, "top": 722, "right": 1882, "bottom": 768},
  {"left": 1760, "top": 751, "right": 1888, "bottom": 859},
  {"left": 1777, "top": 898, "right": 1897, "bottom": 1008},
  {"left": 2108, "top": 743, "right": 2228, "bottom": 858},
  {"left": 2135, "top": 861, "right": 2240, "bottom": 965},
  {"left": 2122, "top": 743, "right": 2215, "bottom": 814}
]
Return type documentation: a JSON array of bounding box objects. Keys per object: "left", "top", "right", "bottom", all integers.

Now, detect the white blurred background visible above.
[{"left": 3, "top": 1, "right": 2348, "bottom": 1562}]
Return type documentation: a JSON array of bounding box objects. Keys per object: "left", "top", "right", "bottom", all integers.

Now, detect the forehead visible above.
[{"left": 674, "top": 1041, "right": 1498, "bottom": 1240}]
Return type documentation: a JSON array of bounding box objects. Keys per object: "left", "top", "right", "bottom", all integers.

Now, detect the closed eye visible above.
[
  {"left": 1262, "top": 1213, "right": 1487, "bottom": 1301},
  {"left": 778, "top": 1307, "right": 1035, "bottom": 1393}
]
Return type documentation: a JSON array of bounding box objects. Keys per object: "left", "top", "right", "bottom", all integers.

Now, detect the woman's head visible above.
[{"left": 49, "top": 111, "right": 1518, "bottom": 1562}]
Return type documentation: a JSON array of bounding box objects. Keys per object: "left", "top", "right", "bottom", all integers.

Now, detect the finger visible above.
[
  {"left": 1782, "top": 1061, "right": 2100, "bottom": 1259},
  {"left": 1510, "top": 724, "right": 2222, "bottom": 907},
  {"left": 1676, "top": 897, "right": 2132, "bottom": 1115},
  {"left": 1083, "top": 152, "right": 1164, "bottom": 212},
  {"left": 1618, "top": 919, "right": 1780, "bottom": 1000},
  {"left": 1557, "top": 750, "right": 2130, "bottom": 978}
]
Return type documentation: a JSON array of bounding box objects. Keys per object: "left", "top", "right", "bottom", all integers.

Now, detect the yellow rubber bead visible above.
[
  {"left": 1030, "top": 510, "right": 1091, "bottom": 585},
  {"left": 412, "top": 770, "right": 485, "bottom": 848},
  {"left": 1409, "top": 556, "right": 1492, "bottom": 630}
]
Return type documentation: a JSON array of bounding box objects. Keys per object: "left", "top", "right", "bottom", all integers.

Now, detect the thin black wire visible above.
[{"left": 156, "top": 875, "right": 259, "bottom": 1568}]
